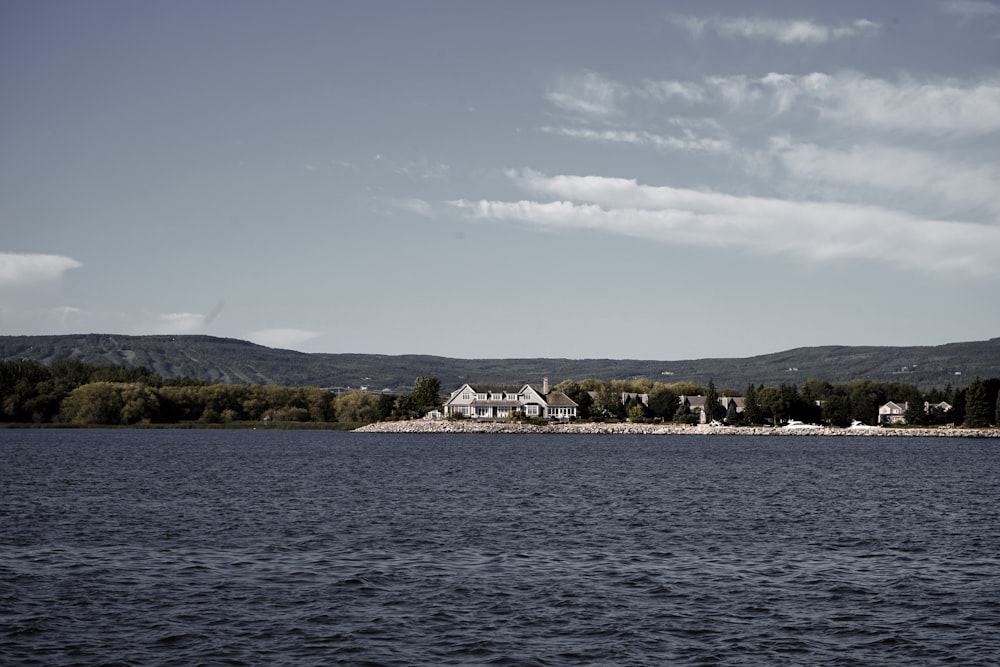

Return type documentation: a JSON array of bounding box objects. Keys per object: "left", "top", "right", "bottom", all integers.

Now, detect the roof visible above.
[
  {"left": 544, "top": 391, "right": 578, "bottom": 407},
  {"left": 466, "top": 383, "right": 524, "bottom": 394}
]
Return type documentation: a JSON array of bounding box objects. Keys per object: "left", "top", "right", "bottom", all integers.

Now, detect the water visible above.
[{"left": 2, "top": 430, "right": 999, "bottom": 665}]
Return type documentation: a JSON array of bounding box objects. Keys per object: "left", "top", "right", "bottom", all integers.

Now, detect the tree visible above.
[
  {"left": 627, "top": 403, "right": 648, "bottom": 422},
  {"left": 725, "top": 399, "right": 739, "bottom": 424},
  {"left": 592, "top": 384, "right": 624, "bottom": 419},
  {"left": 904, "top": 391, "right": 928, "bottom": 426},
  {"left": 757, "top": 387, "right": 786, "bottom": 425},
  {"left": 742, "top": 384, "right": 763, "bottom": 425},
  {"left": 847, "top": 380, "right": 886, "bottom": 426},
  {"left": 1, "top": 359, "right": 52, "bottom": 422},
  {"left": 964, "top": 377, "right": 991, "bottom": 427},
  {"left": 59, "top": 382, "right": 127, "bottom": 425},
  {"left": 411, "top": 376, "right": 442, "bottom": 415},
  {"left": 557, "top": 381, "right": 592, "bottom": 419},
  {"left": 119, "top": 383, "right": 160, "bottom": 424},
  {"left": 705, "top": 379, "right": 723, "bottom": 422},
  {"left": 647, "top": 386, "right": 679, "bottom": 421},
  {"left": 822, "top": 392, "right": 853, "bottom": 427},
  {"left": 334, "top": 391, "right": 381, "bottom": 423},
  {"left": 801, "top": 378, "right": 833, "bottom": 403}
]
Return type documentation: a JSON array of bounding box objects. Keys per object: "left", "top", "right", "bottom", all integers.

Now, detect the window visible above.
[{"left": 462, "top": 392, "right": 471, "bottom": 400}]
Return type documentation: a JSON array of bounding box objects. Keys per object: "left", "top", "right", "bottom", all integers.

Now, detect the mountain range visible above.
[{"left": 2, "top": 334, "right": 998, "bottom": 392}]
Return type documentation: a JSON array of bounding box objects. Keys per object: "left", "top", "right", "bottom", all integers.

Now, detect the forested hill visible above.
[{"left": 1, "top": 334, "right": 998, "bottom": 392}]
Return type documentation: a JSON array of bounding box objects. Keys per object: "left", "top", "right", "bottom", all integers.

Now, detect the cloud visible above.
[
  {"left": 772, "top": 141, "right": 1000, "bottom": 215},
  {"left": 450, "top": 171, "right": 1000, "bottom": 277},
  {"left": 546, "top": 71, "right": 627, "bottom": 117},
  {"left": 0, "top": 252, "right": 82, "bottom": 287},
  {"left": 248, "top": 328, "right": 321, "bottom": 349},
  {"left": 941, "top": 0, "right": 1000, "bottom": 17},
  {"left": 549, "top": 71, "right": 1000, "bottom": 136},
  {"left": 669, "top": 15, "right": 879, "bottom": 43},
  {"left": 540, "top": 126, "right": 732, "bottom": 154}
]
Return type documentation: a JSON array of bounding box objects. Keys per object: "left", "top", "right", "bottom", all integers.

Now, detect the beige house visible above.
[
  {"left": 443, "top": 378, "right": 578, "bottom": 420},
  {"left": 879, "top": 401, "right": 908, "bottom": 424}
]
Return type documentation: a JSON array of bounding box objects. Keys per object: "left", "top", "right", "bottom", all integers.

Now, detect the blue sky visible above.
[{"left": 2, "top": 0, "right": 999, "bottom": 359}]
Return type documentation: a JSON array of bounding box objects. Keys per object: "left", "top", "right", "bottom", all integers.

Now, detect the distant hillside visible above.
[{"left": 1, "top": 334, "right": 998, "bottom": 391}]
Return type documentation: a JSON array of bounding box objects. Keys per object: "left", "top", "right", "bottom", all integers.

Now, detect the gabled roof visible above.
[
  {"left": 682, "top": 395, "right": 707, "bottom": 409},
  {"left": 544, "top": 391, "right": 577, "bottom": 407},
  {"left": 467, "top": 383, "right": 524, "bottom": 394}
]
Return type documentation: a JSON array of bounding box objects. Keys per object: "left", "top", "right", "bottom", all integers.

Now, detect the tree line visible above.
[
  {"left": 0, "top": 359, "right": 442, "bottom": 426},
  {"left": 552, "top": 377, "right": 1000, "bottom": 428},
  {"left": 2, "top": 357, "right": 997, "bottom": 428}
]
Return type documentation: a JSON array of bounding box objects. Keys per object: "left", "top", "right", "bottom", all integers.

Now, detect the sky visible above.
[{"left": 2, "top": 0, "right": 999, "bottom": 360}]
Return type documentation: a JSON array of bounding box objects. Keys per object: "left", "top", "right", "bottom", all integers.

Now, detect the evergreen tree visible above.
[
  {"left": 964, "top": 377, "right": 991, "bottom": 427},
  {"left": 411, "top": 376, "right": 442, "bottom": 414},
  {"left": 905, "top": 392, "right": 928, "bottom": 426},
  {"left": 742, "top": 384, "right": 763, "bottom": 425},
  {"left": 725, "top": 399, "right": 739, "bottom": 424},
  {"left": 705, "top": 379, "right": 722, "bottom": 422}
]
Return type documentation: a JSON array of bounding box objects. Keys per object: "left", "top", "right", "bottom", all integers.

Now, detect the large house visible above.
[{"left": 443, "top": 378, "right": 578, "bottom": 420}]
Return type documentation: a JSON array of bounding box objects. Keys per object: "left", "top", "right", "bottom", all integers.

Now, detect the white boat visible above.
[
  {"left": 783, "top": 419, "right": 822, "bottom": 429},
  {"left": 848, "top": 420, "right": 878, "bottom": 429}
]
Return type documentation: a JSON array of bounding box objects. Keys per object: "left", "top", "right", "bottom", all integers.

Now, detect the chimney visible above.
[{"left": 543, "top": 377, "right": 549, "bottom": 394}]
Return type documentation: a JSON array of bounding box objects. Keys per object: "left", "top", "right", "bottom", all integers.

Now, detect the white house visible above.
[
  {"left": 443, "top": 378, "right": 578, "bottom": 420},
  {"left": 878, "top": 401, "right": 908, "bottom": 424}
]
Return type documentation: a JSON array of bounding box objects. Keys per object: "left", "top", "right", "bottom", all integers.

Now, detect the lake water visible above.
[{"left": 2, "top": 430, "right": 999, "bottom": 666}]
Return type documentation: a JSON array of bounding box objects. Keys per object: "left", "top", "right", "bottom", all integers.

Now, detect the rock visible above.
[{"left": 354, "top": 421, "right": 1000, "bottom": 438}]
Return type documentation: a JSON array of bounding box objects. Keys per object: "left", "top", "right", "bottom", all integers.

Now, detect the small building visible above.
[
  {"left": 878, "top": 401, "right": 908, "bottom": 424},
  {"left": 442, "top": 378, "right": 578, "bottom": 420}
]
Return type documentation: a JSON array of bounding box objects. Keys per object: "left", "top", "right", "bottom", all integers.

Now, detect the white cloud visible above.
[
  {"left": 540, "top": 126, "right": 732, "bottom": 154},
  {"left": 669, "top": 15, "right": 879, "bottom": 43},
  {"left": 806, "top": 72, "right": 1000, "bottom": 134},
  {"left": 395, "top": 197, "right": 433, "bottom": 215},
  {"left": 552, "top": 71, "right": 1000, "bottom": 136},
  {"left": 546, "top": 71, "right": 626, "bottom": 117},
  {"left": 248, "top": 328, "right": 321, "bottom": 349},
  {"left": 942, "top": 0, "right": 1000, "bottom": 17},
  {"left": 0, "top": 252, "right": 82, "bottom": 286},
  {"left": 450, "top": 171, "right": 1000, "bottom": 277},
  {"left": 772, "top": 141, "right": 1000, "bottom": 214}
]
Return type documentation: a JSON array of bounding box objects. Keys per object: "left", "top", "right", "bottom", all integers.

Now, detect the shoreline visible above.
[{"left": 355, "top": 420, "right": 1000, "bottom": 438}]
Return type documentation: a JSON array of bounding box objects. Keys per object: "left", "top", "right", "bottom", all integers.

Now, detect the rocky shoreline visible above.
[{"left": 355, "top": 420, "right": 1000, "bottom": 438}]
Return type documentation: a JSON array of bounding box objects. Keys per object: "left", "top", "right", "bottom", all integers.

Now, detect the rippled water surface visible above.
[{"left": 2, "top": 430, "right": 999, "bottom": 665}]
